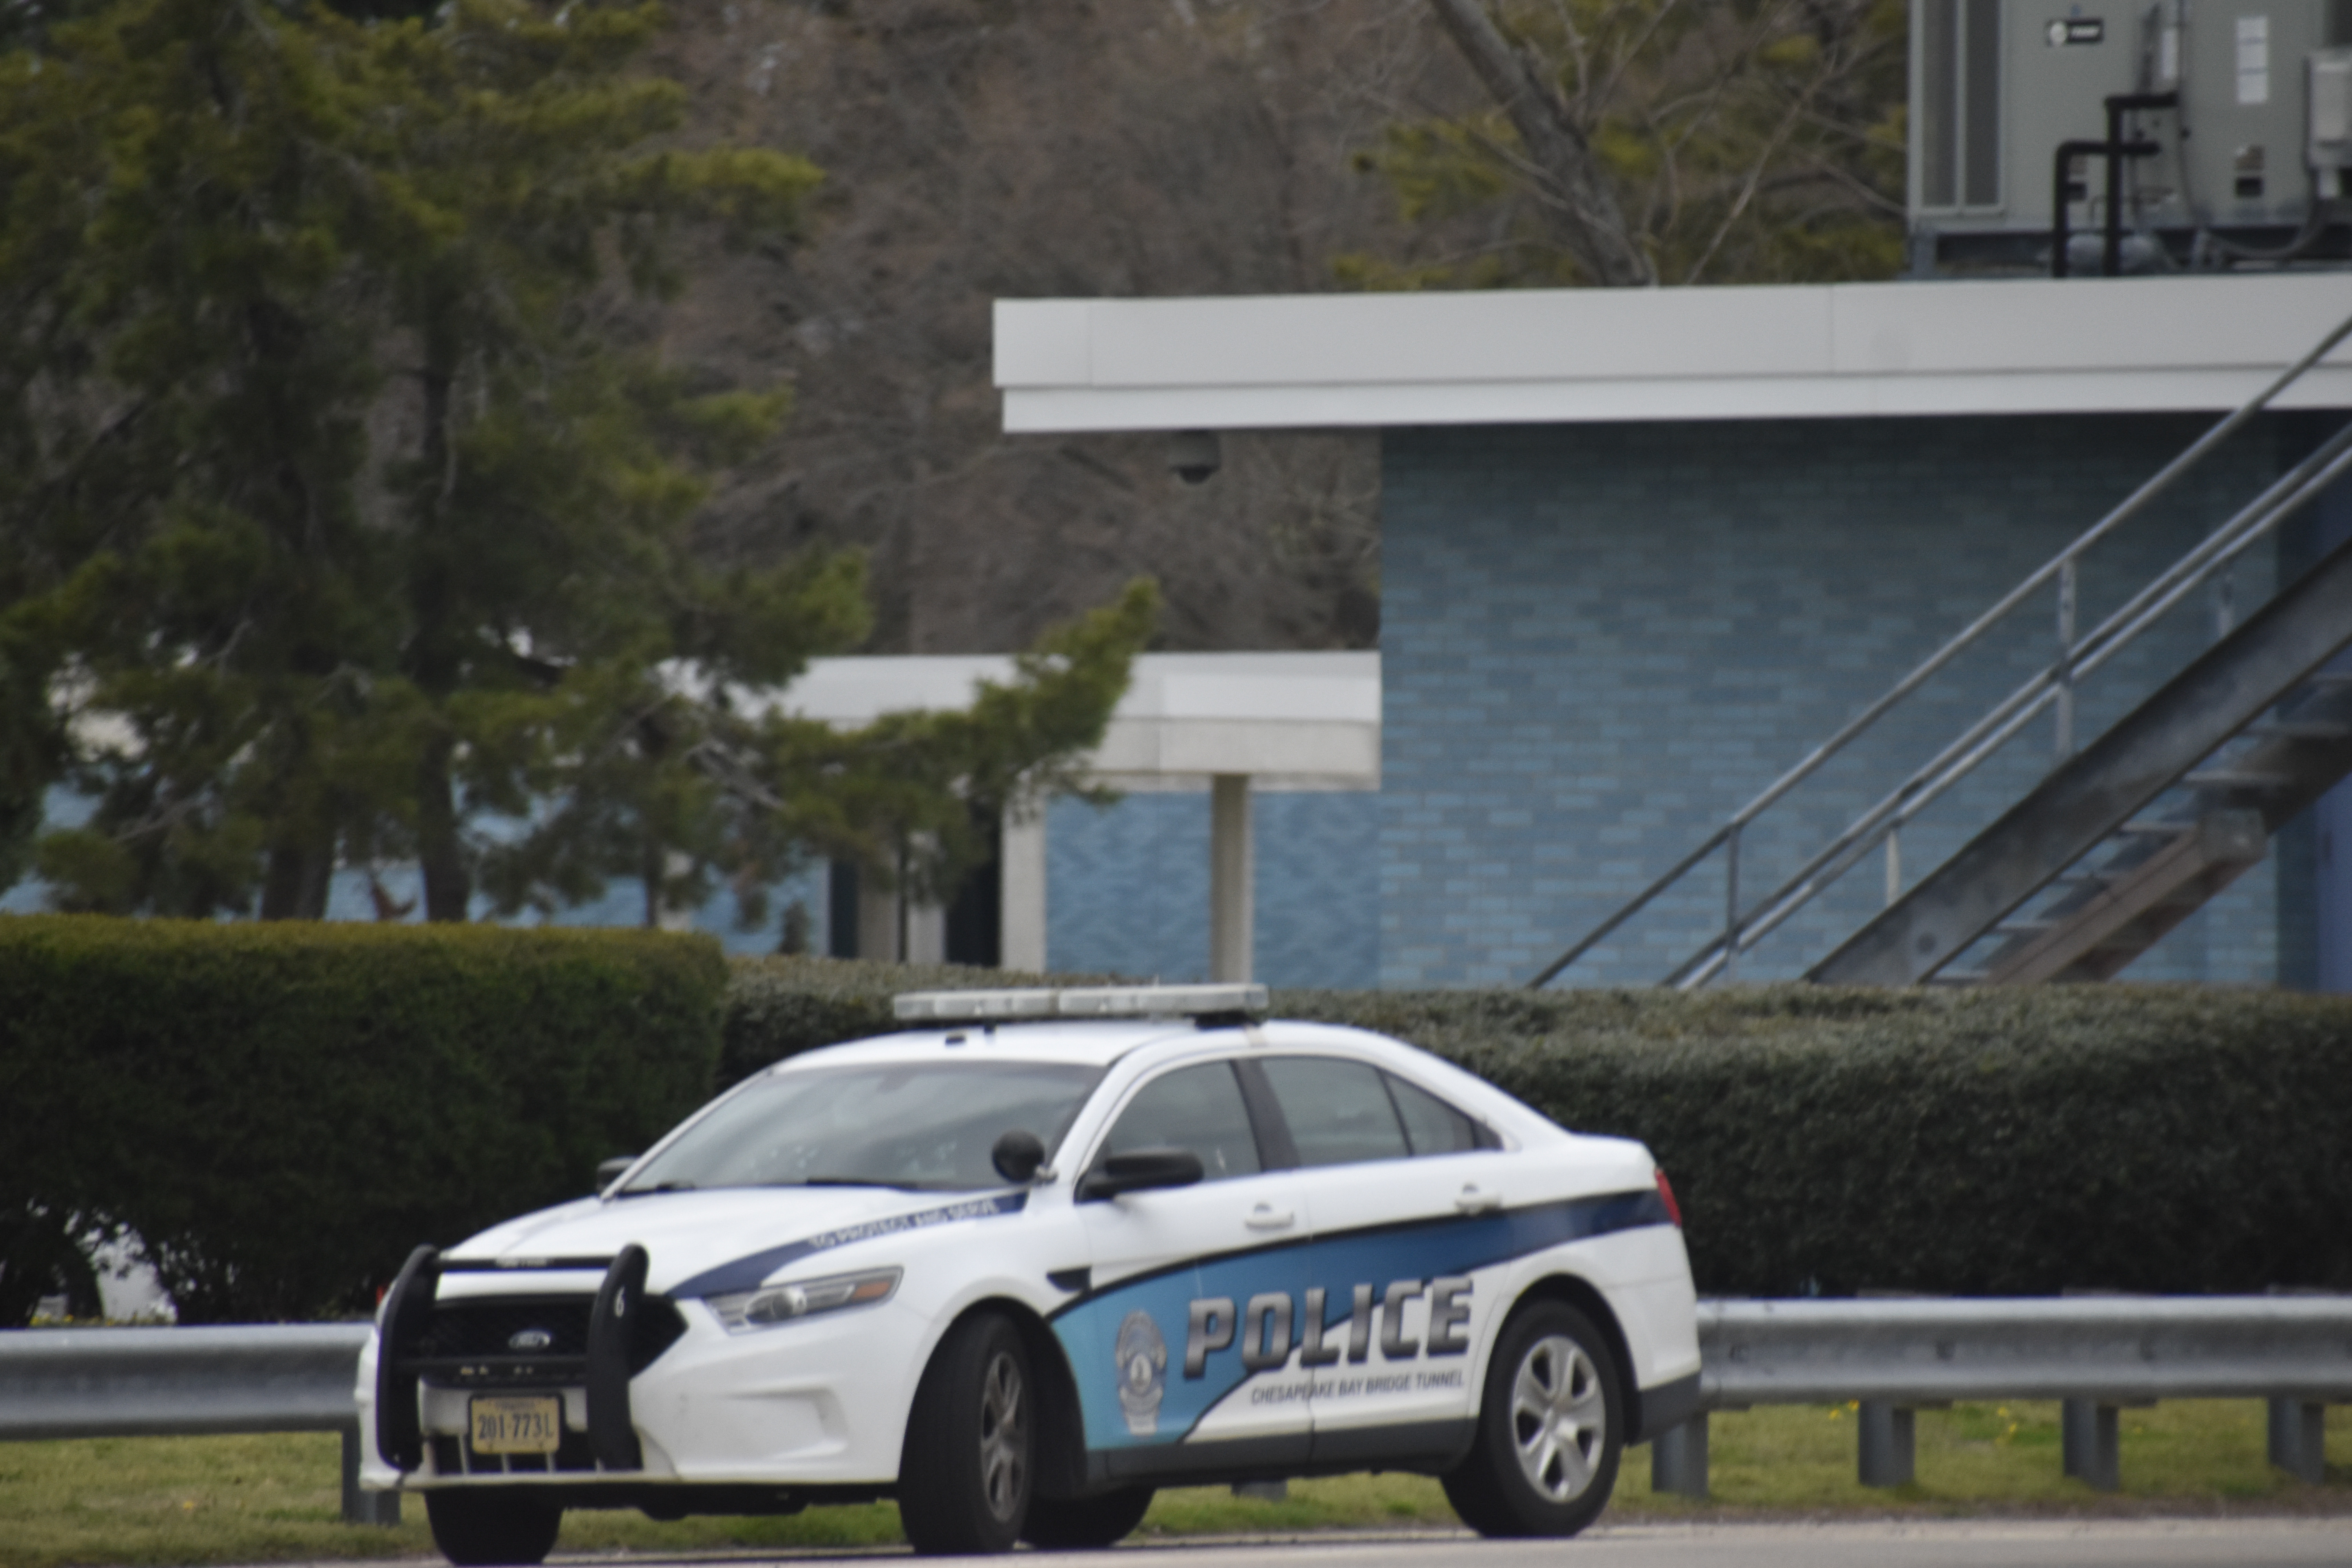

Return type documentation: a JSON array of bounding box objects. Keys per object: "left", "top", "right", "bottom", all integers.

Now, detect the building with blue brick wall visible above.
[
  {"left": 1045, "top": 789, "right": 1379, "bottom": 988},
  {"left": 997, "top": 273, "right": 2352, "bottom": 992},
  {"left": 1377, "top": 414, "right": 2291, "bottom": 986}
]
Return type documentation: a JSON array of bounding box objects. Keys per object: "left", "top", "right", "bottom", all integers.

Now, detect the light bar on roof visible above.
[{"left": 892, "top": 984, "right": 1269, "bottom": 1023}]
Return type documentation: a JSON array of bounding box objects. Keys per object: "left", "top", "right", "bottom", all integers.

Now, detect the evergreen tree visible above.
[{"left": 0, "top": 0, "right": 1151, "bottom": 927}]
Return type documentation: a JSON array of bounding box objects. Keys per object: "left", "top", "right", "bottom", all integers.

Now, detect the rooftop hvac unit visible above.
[{"left": 1911, "top": 1, "right": 2352, "bottom": 274}]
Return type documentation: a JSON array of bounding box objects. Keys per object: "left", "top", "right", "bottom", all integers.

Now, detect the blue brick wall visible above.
[
  {"left": 1046, "top": 790, "right": 1379, "bottom": 988},
  {"left": 1380, "top": 414, "right": 2305, "bottom": 989}
]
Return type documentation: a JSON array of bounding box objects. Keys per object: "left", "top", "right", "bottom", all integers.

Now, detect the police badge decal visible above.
[{"left": 1113, "top": 1309, "right": 1169, "bottom": 1436}]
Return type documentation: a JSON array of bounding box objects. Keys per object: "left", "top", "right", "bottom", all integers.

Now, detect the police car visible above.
[{"left": 358, "top": 984, "right": 1700, "bottom": 1562}]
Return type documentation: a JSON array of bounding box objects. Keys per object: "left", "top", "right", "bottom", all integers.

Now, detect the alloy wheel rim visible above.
[
  {"left": 1508, "top": 1333, "right": 1605, "bottom": 1504},
  {"left": 978, "top": 1349, "right": 1027, "bottom": 1521}
]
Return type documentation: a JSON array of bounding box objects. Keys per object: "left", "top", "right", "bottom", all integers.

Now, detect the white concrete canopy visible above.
[
  {"left": 776, "top": 650, "right": 1381, "bottom": 791},
  {"left": 995, "top": 272, "right": 2352, "bottom": 434},
  {"left": 766, "top": 651, "right": 1381, "bottom": 978}
]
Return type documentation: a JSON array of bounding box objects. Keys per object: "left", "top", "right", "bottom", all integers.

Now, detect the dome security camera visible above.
[{"left": 1169, "top": 430, "right": 1221, "bottom": 485}]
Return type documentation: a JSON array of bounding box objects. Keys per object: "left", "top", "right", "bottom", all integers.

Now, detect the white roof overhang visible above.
[
  {"left": 762, "top": 651, "right": 1379, "bottom": 791},
  {"left": 995, "top": 272, "right": 2352, "bottom": 433}
]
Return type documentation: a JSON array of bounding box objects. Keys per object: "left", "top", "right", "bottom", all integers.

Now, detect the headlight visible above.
[{"left": 705, "top": 1267, "right": 902, "bottom": 1333}]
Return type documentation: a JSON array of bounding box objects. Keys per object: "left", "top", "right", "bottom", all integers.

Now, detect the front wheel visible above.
[
  {"left": 1020, "top": 1485, "right": 1154, "bottom": 1549},
  {"left": 898, "top": 1310, "right": 1033, "bottom": 1555},
  {"left": 424, "top": 1489, "right": 563, "bottom": 1567},
  {"left": 1441, "top": 1299, "right": 1622, "bottom": 1538}
]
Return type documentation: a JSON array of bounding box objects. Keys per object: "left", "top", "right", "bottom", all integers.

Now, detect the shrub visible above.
[
  {"left": 720, "top": 955, "right": 1114, "bottom": 1085},
  {"left": 723, "top": 966, "right": 2352, "bottom": 1295},
  {"left": 0, "top": 916, "right": 726, "bottom": 1323},
  {"left": 1275, "top": 984, "right": 2352, "bottom": 1297}
]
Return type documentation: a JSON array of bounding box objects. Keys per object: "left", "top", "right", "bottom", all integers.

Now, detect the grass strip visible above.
[{"left": 0, "top": 1403, "right": 2342, "bottom": 1568}]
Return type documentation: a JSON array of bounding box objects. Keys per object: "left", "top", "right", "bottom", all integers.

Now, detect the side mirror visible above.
[
  {"left": 1078, "top": 1147, "right": 1205, "bottom": 1202},
  {"left": 596, "top": 1156, "right": 637, "bottom": 1191},
  {"left": 992, "top": 1129, "right": 1047, "bottom": 1183}
]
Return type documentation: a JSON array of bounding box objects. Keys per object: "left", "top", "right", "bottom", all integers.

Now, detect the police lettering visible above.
[{"left": 1182, "top": 1276, "right": 1472, "bottom": 1379}]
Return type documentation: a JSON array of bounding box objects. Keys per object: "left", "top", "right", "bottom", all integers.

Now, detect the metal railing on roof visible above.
[{"left": 1529, "top": 308, "right": 2352, "bottom": 990}]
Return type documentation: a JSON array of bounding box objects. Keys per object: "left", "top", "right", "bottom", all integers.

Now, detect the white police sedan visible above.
[{"left": 359, "top": 985, "right": 1700, "bottom": 1562}]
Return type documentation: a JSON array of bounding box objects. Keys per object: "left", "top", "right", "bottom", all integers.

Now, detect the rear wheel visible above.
[
  {"left": 898, "top": 1310, "right": 1033, "bottom": 1555},
  {"left": 424, "top": 1490, "right": 563, "bottom": 1567},
  {"left": 1020, "top": 1485, "right": 1154, "bottom": 1549},
  {"left": 1441, "top": 1299, "right": 1622, "bottom": 1538}
]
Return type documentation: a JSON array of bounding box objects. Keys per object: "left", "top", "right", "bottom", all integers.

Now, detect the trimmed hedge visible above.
[
  {"left": 720, "top": 965, "right": 2352, "bottom": 1298},
  {"left": 721, "top": 955, "right": 1115, "bottom": 1087},
  {"left": 0, "top": 916, "right": 726, "bottom": 1324}
]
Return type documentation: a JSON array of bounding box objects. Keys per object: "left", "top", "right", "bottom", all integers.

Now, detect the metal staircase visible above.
[{"left": 1530, "top": 311, "right": 2352, "bottom": 991}]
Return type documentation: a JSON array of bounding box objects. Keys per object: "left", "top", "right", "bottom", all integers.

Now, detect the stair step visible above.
[
  {"left": 2114, "top": 820, "right": 2195, "bottom": 837},
  {"left": 2183, "top": 768, "right": 2296, "bottom": 789},
  {"left": 1994, "top": 919, "right": 2058, "bottom": 936},
  {"left": 2245, "top": 720, "right": 2352, "bottom": 740}
]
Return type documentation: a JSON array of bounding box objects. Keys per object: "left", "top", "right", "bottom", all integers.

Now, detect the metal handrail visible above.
[
  {"left": 1528, "top": 307, "right": 2352, "bottom": 990},
  {"left": 1671, "top": 421, "right": 2352, "bottom": 987}
]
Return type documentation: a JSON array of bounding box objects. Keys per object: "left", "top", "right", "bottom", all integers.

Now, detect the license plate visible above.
[{"left": 470, "top": 1395, "right": 563, "bottom": 1455}]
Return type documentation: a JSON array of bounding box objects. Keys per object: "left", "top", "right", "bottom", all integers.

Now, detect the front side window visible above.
[
  {"left": 1098, "top": 1061, "right": 1263, "bottom": 1181},
  {"left": 1259, "top": 1056, "right": 1410, "bottom": 1168},
  {"left": 622, "top": 1062, "right": 1102, "bottom": 1194}
]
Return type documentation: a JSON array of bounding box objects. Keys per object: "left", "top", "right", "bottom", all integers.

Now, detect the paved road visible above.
[{"left": 514, "top": 1519, "right": 2352, "bottom": 1568}]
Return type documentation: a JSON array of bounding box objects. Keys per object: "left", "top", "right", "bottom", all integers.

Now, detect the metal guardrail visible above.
[
  {"left": 1650, "top": 1296, "right": 2352, "bottom": 1498},
  {"left": 3, "top": 1298, "right": 2345, "bottom": 1518},
  {"left": 0, "top": 1324, "right": 394, "bottom": 1525}
]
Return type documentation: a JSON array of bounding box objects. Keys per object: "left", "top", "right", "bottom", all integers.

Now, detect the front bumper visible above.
[{"left": 360, "top": 1245, "right": 932, "bottom": 1497}]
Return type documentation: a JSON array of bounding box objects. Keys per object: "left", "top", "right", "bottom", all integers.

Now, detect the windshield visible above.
[{"left": 621, "top": 1060, "right": 1104, "bottom": 1194}]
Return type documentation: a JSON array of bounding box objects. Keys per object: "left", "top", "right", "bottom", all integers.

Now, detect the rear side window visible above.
[
  {"left": 1259, "top": 1057, "right": 1410, "bottom": 1168},
  {"left": 1385, "top": 1073, "right": 1488, "bottom": 1156},
  {"left": 1100, "top": 1061, "right": 1263, "bottom": 1181}
]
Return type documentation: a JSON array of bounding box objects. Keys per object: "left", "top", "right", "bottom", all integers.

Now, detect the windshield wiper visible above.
[
  {"left": 788, "top": 1176, "right": 940, "bottom": 1191},
  {"left": 613, "top": 1180, "right": 697, "bottom": 1198}
]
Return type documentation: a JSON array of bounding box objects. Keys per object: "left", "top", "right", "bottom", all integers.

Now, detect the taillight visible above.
[{"left": 1655, "top": 1168, "right": 1683, "bottom": 1227}]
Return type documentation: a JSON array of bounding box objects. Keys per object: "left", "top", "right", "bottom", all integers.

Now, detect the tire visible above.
[
  {"left": 1441, "top": 1299, "right": 1623, "bottom": 1539},
  {"left": 424, "top": 1489, "right": 563, "bottom": 1567},
  {"left": 1020, "top": 1485, "right": 1154, "bottom": 1550},
  {"left": 898, "top": 1310, "right": 1034, "bottom": 1555}
]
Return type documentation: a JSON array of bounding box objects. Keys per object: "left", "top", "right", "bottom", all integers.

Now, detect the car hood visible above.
[{"left": 443, "top": 1184, "right": 1028, "bottom": 1301}]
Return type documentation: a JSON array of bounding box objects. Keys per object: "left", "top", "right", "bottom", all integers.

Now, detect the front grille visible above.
[
  {"left": 424, "top": 1297, "right": 592, "bottom": 1359},
  {"left": 416, "top": 1292, "right": 687, "bottom": 1378}
]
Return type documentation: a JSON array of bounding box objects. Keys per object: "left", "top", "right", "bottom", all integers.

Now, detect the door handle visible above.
[
  {"left": 1455, "top": 1184, "right": 1502, "bottom": 1214},
  {"left": 1245, "top": 1204, "right": 1296, "bottom": 1231}
]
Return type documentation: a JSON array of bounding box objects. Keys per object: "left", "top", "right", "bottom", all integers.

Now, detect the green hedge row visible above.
[
  {"left": 720, "top": 955, "right": 1112, "bottom": 1086},
  {"left": 724, "top": 967, "right": 2352, "bottom": 1297},
  {"left": 9, "top": 935, "right": 2345, "bottom": 1321},
  {"left": 0, "top": 916, "right": 726, "bottom": 1324}
]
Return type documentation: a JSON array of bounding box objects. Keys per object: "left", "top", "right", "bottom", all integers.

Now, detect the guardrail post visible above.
[
  {"left": 1856, "top": 1402, "right": 1913, "bottom": 1487},
  {"left": 2061, "top": 1399, "right": 2120, "bottom": 1492},
  {"left": 2267, "top": 1398, "right": 2326, "bottom": 1485},
  {"left": 1649, "top": 1414, "right": 1709, "bottom": 1498},
  {"left": 340, "top": 1424, "right": 401, "bottom": 1526}
]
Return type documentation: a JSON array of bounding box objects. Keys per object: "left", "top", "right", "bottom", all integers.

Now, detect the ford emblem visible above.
[{"left": 507, "top": 1327, "right": 554, "bottom": 1352}]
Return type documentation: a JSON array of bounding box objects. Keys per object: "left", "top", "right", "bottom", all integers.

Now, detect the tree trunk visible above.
[
  {"left": 1423, "top": 0, "right": 1655, "bottom": 287},
  {"left": 259, "top": 836, "right": 334, "bottom": 920},
  {"left": 408, "top": 310, "right": 470, "bottom": 923},
  {"left": 416, "top": 731, "right": 470, "bottom": 922},
  {"left": 641, "top": 832, "right": 663, "bottom": 928}
]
